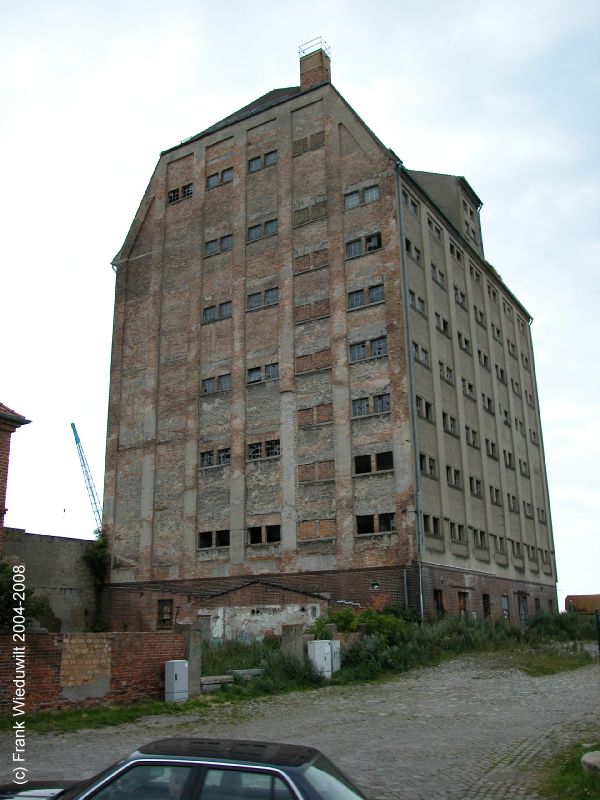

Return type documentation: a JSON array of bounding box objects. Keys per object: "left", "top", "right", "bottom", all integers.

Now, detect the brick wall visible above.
[{"left": 0, "top": 631, "right": 185, "bottom": 713}]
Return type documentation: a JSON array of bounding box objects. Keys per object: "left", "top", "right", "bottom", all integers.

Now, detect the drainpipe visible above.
[{"left": 394, "top": 162, "right": 424, "bottom": 623}]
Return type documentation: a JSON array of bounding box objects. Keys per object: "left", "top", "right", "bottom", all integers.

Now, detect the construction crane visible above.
[{"left": 70, "top": 422, "right": 103, "bottom": 530}]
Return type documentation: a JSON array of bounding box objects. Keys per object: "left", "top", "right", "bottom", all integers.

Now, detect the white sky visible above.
[{"left": 2, "top": 0, "right": 598, "bottom": 609}]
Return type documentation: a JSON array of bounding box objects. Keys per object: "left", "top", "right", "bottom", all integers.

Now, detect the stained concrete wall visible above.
[{"left": 2, "top": 528, "right": 96, "bottom": 631}]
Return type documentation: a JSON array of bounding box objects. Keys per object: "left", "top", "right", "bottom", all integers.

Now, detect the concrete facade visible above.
[
  {"left": 2, "top": 528, "right": 97, "bottom": 631},
  {"left": 104, "top": 46, "right": 557, "bottom": 627}
]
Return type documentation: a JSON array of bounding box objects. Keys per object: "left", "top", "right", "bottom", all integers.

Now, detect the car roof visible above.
[{"left": 137, "top": 739, "right": 319, "bottom": 769}]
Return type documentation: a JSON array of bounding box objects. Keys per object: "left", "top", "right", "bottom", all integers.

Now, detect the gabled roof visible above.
[
  {"left": 0, "top": 403, "right": 30, "bottom": 427},
  {"left": 162, "top": 86, "right": 302, "bottom": 154}
]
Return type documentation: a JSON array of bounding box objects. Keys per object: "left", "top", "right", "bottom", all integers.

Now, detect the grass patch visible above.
[
  {"left": 536, "top": 737, "right": 600, "bottom": 799},
  {"left": 512, "top": 645, "right": 594, "bottom": 677}
]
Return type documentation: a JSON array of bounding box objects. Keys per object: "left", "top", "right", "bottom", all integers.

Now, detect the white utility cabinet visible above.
[
  {"left": 307, "top": 640, "right": 341, "bottom": 679},
  {"left": 165, "top": 659, "right": 188, "bottom": 702}
]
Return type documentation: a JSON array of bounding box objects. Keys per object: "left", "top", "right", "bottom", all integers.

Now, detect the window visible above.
[
  {"left": 412, "top": 343, "right": 430, "bottom": 367},
  {"left": 207, "top": 167, "right": 233, "bottom": 188},
  {"left": 198, "top": 531, "right": 212, "bottom": 549},
  {"left": 409, "top": 289, "right": 426, "bottom": 314},
  {"left": 482, "top": 593, "right": 491, "bottom": 618},
  {"left": 266, "top": 524, "right": 281, "bottom": 542},
  {"left": 247, "top": 442, "right": 262, "bottom": 460},
  {"left": 402, "top": 190, "right": 419, "bottom": 216},
  {"left": 511, "top": 539, "right": 523, "bottom": 558},
  {"left": 495, "top": 364, "right": 506, "bottom": 383},
  {"left": 465, "top": 425, "right": 479, "bottom": 448},
  {"left": 404, "top": 238, "right": 421, "bottom": 262},
  {"left": 356, "top": 514, "right": 375, "bottom": 535},
  {"left": 507, "top": 493, "right": 519, "bottom": 513},
  {"left": 204, "top": 235, "right": 232, "bottom": 257},
  {"left": 470, "top": 264, "right": 481, "bottom": 282},
  {"left": 247, "top": 366, "right": 262, "bottom": 383},
  {"left": 474, "top": 305, "right": 485, "bottom": 326},
  {"left": 503, "top": 300, "right": 513, "bottom": 319},
  {"left": 490, "top": 485, "right": 501, "bottom": 505},
  {"left": 449, "top": 242, "right": 463, "bottom": 263},
  {"left": 265, "top": 439, "right": 280, "bottom": 457},
  {"left": 515, "top": 417, "right": 525, "bottom": 436},
  {"left": 521, "top": 353, "right": 530, "bottom": 370},
  {"left": 349, "top": 341, "right": 367, "bottom": 362},
  {"left": 373, "top": 393, "right": 390, "bottom": 413},
  {"left": 449, "top": 522, "right": 465, "bottom": 543},
  {"left": 446, "top": 465, "right": 462, "bottom": 488},
  {"left": 363, "top": 185, "right": 380, "bottom": 204},
  {"left": 371, "top": 336, "right": 388, "bottom": 357},
  {"left": 488, "top": 284, "right": 498, "bottom": 303},
  {"left": 264, "top": 150, "right": 278, "bottom": 166},
  {"left": 435, "top": 313, "right": 450, "bottom": 337},
  {"left": 491, "top": 324, "right": 503, "bottom": 342},
  {"left": 523, "top": 500, "right": 534, "bottom": 518},
  {"left": 469, "top": 476, "right": 482, "bottom": 497},
  {"left": 352, "top": 397, "right": 369, "bottom": 417},
  {"left": 507, "top": 339, "right": 517, "bottom": 358},
  {"left": 454, "top": 286, "right": 466, "bottom": 308},
  {"left": 347, "top": 289, "right": 364, "bottom": 309},
  {"left": 216, "top": 529, "right": 230, "bottom": 547},
  {"left": 345, "top": 239, "right": 361, "bottom": 259},
  {"left": 525, "top": 390, "right": 535, "bottom": 408},
  {"left": 419, "top": 452, "right": 437, "bottom": 478},
  {"left": 511, "top": 377, "right": 521, "bottom": 396},
  {"left": 204, "top": 239, "right": 219, "bottom": 256},
  {"left": 519, "top": 458, "right": 530, "bottom": 477},
  {"left": 247, "top": 292, "right": 262, "bottom": 310},
  {"left": 354, "top": 454, "right": 372, "bottom": 474},
  {"left": 167, "top": 188, "right": 180, "bottom": 204},
  {"left": 481, "top": 393, "right": 494, "bottom": 414},
  {"left": 200, "top": 451, "right": 214, "bottom": 468},
  {"left": 423, "top": 514, "right": 441, "bottom": 537},
  {"left": 157, "top": 599, "right": 174, "bottom": 627},
  {"left": 217, "top": 448, "right": 230, "bottom": 465},
  {"left": 264, "top": 287, "right": 279, "bottom": 305},
  {"left": 485, "top": 438, "right": 498, "bottom": 459},
  {"left": 379, "top": 512, "right": 396, "bottom": 532},
  {"left": 439, "top": 361, "right": 453, "bottom": 383},
  {"left": 416, "top": 395, "right": 433, "bottom": 422},
  {"left": 247, "top": 526, "right": 262, "bottom": 544},
  {"left": 457, "top": 332, "right": 471, "bottom": 353},
  {"left": 182, "top": 182, "right": 193, "bottom": 198},
  {"left": 427, "top": 217, "right": 442, "bottom": 240},
  {"left": 442, "top": 411, "right": 457, "bottom": 435},
  {"left": 478, "top": 349, "right": 490, "bottom": 370},
  {"left": 462, "top": 379, "right": 475, "bottom": 401},
  {"left": 503, "top": 449, "right": 515, "bottom": 469},
  {"left": 537, "top": 507, "right": 547, "bottom": 524},
  {"left": 530, "top": 427, "right": 539, "bottom": 445},
  {"left": 365, "top": 232, "right": 382, "bottom": 252},
  {"left": 265, "top": 362, "right": 279, "bottom": 380},
  {"left": 248, "top": 156, "right": 262, "bottom": 173},
  {"left": 376, "top": 451, "right": 394, "bottom": 471},
  {"left": 344, "top": 191, "right": 360, "bottom": 210},
  {"left": 217, "top": 373, "right": 231, "bottom": 391},
  {"left": 202, "top": 378, "right": 215, "bottom": 395},
  {"left": 247, "top": 224, "right": 262, "bottom": 242},
  {"left": 434, "top": 588, "right": 445, "bottom": 617},
  {"left": 431, "top": 263, "right": 446, "bottom": 287},
  {"left": 203, "top": 305, "right": 217, "bottom": 323},
  {"left": 264, "top": 218, "right": 278, "bottom": 236},
  {"left": 368, "top": 284, "right": 385, "bottom": 303}
]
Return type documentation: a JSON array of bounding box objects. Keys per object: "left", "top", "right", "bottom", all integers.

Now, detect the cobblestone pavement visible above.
[{"left": 1, "top": 655, "right": 598, "bottom": 799}]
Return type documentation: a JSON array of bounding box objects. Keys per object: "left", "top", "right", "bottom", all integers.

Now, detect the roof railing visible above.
[{"left": 299, "top": 37, "right": 331, "bottom": 58}]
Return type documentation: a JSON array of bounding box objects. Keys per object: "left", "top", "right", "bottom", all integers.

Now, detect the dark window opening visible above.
[
  {"left": 356, "top": 514, "right": 375, "bottom": 535},
  {"left": 215, "top": 529, "right": 230, "bottom": 547},
  {"left": 266, "top": 525, "right": 281, "bottom": 543},
  {"left": 247, "top": 526, "right": 262, "bottom": 545},
  {"left": 482, "top": 593, "right": 491, "bottom": 618},
  {"left": 376, "top": 451, "right": 394, "bottom": 471},
  {"left": 354, "top": 455, "right": 372, "bottom": 474},
  {"left": 157, "top": 599, "right": 173, "bottom": 628},
  {"left": 198, "top": 531, "right": 213, "bottom": 549},
  {"left": 379, "top": 512, "right": 396, "bottom": 532}
]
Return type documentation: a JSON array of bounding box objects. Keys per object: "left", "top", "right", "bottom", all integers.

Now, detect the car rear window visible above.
[{"left": 302, "top": 755, "right": 365, "bottom": 799}]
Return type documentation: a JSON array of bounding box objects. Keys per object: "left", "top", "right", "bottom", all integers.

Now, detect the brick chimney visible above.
[{"left": 300, "top": 40, "right": 331, "bottom": 91}]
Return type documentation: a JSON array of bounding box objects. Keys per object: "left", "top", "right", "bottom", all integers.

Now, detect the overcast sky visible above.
[{"left": 2, "top": 0, "right": 598, "bottom": 608}]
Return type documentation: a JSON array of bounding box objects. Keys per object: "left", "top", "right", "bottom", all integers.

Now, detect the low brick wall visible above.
[{"left": 0, "top": 631, "right": 185, "bottom": 713}]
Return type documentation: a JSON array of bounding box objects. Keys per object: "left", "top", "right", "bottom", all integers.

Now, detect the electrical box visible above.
[
  {"left": 165, "top": 659, "right": 188, "bottom": 703},
  {"left": 307, "top": 640, "right": 341, "bottom": 679}
]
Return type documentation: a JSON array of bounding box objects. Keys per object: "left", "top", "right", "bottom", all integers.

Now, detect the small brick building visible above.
[
  {"left": 0, "top": 402, "right": 30, "bottom": 551},
  {"left": 103, "top": 43, "right": 557, "bottom": 631}
]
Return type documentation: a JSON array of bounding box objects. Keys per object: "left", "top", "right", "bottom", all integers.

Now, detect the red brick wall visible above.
[
  {"left": 0, "top": 631, "right": 185, "bottom": 714},
  {"left": 0, "top": 425, "right": 13, "bottom": 540}
]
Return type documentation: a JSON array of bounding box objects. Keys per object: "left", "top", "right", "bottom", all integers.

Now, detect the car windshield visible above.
[{"left": 302, "top": 755, "right": 365, "bottom": 800}]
